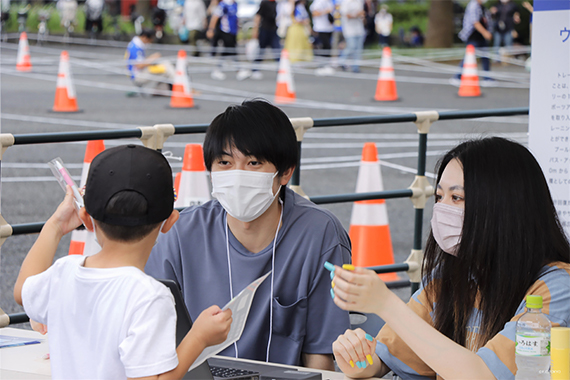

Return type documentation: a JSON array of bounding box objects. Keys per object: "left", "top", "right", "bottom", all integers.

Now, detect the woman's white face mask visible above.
[
  {"left": 432, "top": 158, "right": 465, "bottom": 256},
  {"left": 211, "top": 170, "right": 280, "bottom": 222},
  {"left": 431, "top": 202, "right": 464, "bottom": 256}
]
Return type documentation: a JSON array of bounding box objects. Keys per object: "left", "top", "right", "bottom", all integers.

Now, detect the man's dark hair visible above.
[
  {"left": 96, "top": 190, "right": 161, "bottom": 242},
  {"left": 203, "top": 99, "right": 299, "bottom": 177}
]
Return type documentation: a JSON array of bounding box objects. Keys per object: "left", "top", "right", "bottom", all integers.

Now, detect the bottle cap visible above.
[
  {"left": 552, "top": 327, "right": 570, "bottom": 349},
  {"left": 526, "top": 295, "right": 543, "bottom": 309}
]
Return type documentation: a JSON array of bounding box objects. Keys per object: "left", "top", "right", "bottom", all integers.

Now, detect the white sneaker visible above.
[
  {"left": 251, "top": 71, "right": 263, "bottom": 80},
  {"left": 236, "top": 69, "right": 252, "bottom": 81},
  {"left": 315, "top": 66, "right": 335, "bottom": 76},
  {"left": 211, "top": 70, "right": 226, "bottom": 81}
]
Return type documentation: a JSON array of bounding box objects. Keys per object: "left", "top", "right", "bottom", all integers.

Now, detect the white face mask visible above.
[
  {"left": 211, "top": 170, "right": 280, "bottom": 223},
  {"left": 431, "top": 202, "right": 464, "bottom": 256}
]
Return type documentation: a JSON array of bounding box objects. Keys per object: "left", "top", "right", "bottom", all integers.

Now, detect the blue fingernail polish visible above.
[
  {"left": 361, "top": 361, "right": 367, "bottom": 368},
  {"left": 330, "top": 271, "right": 335, "bottom": 280},
  {"left": 365, "top": 333, "right": 373, "bottom": 342},
  {"left": 330, "top": 288, "right": 335, "bottom": 299},
  {"left": 324, "top": 261, "right": 335, "bottom": 272},
  {"left": 356, "top": 361, "right": 362, "bottom": 369}
]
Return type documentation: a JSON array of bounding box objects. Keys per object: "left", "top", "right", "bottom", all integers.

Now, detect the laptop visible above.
[{"left": 159, "top": 279, "right": 322, "bottom": 380}]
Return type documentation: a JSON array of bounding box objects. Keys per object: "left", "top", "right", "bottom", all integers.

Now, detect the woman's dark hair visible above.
[
  {"left": 423, "top": 137, "right": 570, "bottom": 349},
  {"left": 203, "top": 99, "right": 299, "bottom": 177},
  {"left": 97, "top": 191, "right": 161, "bottom": 242}
]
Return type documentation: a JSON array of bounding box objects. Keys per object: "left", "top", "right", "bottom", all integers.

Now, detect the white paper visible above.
[
  {"left": 528, "top": 2, "right": 570, "bottom": 238},
  {"left": 189, "top": 271, "right": 271, "bottom": 371}
]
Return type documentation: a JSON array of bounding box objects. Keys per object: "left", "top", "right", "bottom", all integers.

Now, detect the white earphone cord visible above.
[{"left": 225, "top": 199, "right": 283, "bottom": 362}]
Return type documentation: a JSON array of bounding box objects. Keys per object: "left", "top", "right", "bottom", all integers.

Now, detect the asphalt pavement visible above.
[{"left": 0, "top": 37, "right": 530, "bottom": 325}]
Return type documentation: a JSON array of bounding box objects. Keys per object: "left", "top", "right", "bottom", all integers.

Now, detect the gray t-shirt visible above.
[{"left": 146, "top": 187, "right": 351, "bottom": 366}]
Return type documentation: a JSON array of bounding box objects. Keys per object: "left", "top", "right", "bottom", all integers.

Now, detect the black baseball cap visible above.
[{"left": 84, "top": 144, "right": 174, "bottom": 226}]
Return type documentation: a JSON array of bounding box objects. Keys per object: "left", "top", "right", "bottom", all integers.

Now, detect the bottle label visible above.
[{"left": 515, "top": 333, "right": 551, "bottom": 356}]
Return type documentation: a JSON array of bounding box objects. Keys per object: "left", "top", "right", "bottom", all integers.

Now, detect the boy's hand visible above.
[
  {"left": 30, "top": 319, "right": 48, "bottom": 335},
  {"left": 47, "top": 185, "right": 83, "bottom": 238},
  {"left": 192, "top": 305, "right": 232, "bottom": 348}
]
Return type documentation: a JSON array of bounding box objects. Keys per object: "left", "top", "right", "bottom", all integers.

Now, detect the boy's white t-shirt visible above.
[{"left": 22, "top": 255, "right": 179, "bottom": 379}]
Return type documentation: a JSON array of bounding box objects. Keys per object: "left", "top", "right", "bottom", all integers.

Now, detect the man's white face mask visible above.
[{"left": 211, "top": 170, "right": 280, "bottom": 222}]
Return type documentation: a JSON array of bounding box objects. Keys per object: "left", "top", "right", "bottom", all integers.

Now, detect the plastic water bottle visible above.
[{"left": 515, "top": 295, "right": 551, "bottom": 380}]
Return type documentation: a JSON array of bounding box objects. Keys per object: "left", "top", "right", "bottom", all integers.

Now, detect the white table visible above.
[
  {"left": 0, "top": 327, "right": 380, "bottom": 380},
  {"left": 0, "top": 327, "right": 51, "bottom": 379}
]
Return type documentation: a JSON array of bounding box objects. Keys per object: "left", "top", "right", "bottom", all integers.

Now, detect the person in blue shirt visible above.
[
  {"left": 125, "top": 29, "right": 175, "bottom": 92},
  {"left": 206, "top": 0, "right": 239, "bottom": 80},
  {"left": 146, "top": 99, "right": 351, "bottom": 370}
]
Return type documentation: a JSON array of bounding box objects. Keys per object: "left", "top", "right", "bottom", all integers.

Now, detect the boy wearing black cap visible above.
[{"left": 14, "top": 145, "right": 232, "bottom": 380}]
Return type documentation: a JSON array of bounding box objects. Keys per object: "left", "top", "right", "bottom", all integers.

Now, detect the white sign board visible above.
[{"left": 528, "top": 0, "right": 570, "bottom": 237}]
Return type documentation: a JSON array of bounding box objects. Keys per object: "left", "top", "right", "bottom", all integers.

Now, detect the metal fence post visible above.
[
  {"left": 406, "top": 111, "right": 439, "bottom": 295},
  {"left": 289, "top": 117, "right": 314, "bottom": 197}
]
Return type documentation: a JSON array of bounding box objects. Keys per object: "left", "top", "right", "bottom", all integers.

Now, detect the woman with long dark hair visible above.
[{"left": 330, "top": 137, "right": 570, "bottom": 379}]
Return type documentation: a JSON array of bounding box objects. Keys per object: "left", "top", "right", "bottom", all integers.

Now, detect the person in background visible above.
[
  {"left": 183, "top": 0, "right": 207, "bottom": 56},
  {"left": 362, "top": 0, "right": 376, "bottom": 46},
  {"left": 409, "top": 26, "right": 424, "bottom": 47},
  {"left": 14, "top": 145, "right": 233, "bottom": 379},
  {"left": 207, "top": 0, "right": 238, "bottom": 80},
  {"left": 125, "top": 29, "right": 175, "bottom": 94},
  {"left": 456, "top": 0, "right": 492, "bottom": 81},
  {"left": 85, "top": 0, "right": 104, "bottom": 38},
  {"left": 276, "top": 0, "right": 293, "bottom": 39},
  {"left": 284, "top": 0, "right": 313, "bottom": 63},
  {"left": 339, "top": 0, "right": 365, "bottom": 73},
  {"left": 330, "top": 0, "right": 343, "bottom": 68},
  {"left": 490, "top": 0, "right": 520, "bottom": 61},
  {"left": 146, "top": 100, "right": 351, "bottom": 371},
  {"left": 237, "top": 0, "right": 280, "bottom": 81},
  {"left": 310, "top": 0, "right": 334, "bottom": 74},
  {"left": 374, "top": 4, "right": 392, "bottom": 47},
  {"left": 330, "top": 137, "right": 570, "bottom": 379}
]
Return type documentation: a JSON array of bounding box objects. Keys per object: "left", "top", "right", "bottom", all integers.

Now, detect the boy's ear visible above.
[
  {"left": 79, "top": 208, "right": 94, "bottom": 232},
  {"left": 279, "top": 166, "right": 295, "bottom": 186},
  {"left": 161, "top": 210, "right": 180, "bottom": 234}
]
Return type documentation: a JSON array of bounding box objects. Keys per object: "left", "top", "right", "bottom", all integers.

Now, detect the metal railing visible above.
[{"left": 0, "top": 106, "right": 530, "bottom": 326}]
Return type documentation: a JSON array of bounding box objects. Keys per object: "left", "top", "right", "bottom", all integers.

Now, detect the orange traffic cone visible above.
[
  {"left": 349, "top": 143, "right": 399, "bottom": 282},
  {"left": 458, "top": 45, "right": 481, "bottom": 97},
  {"left": 275, "top": 49, "right": 296, "bottom": 104},
  {"left": 53, "top": 51, "right": 79, "bottom": 112},
  {"left": 16, "top": 32, "right": 32, "bottom": 72},
  {"left": 68, "top": 140, "right": 105, "bottom": 256},
  {"left": 174, "top": 172, "right": 182, "bottom": 197},
  {"left": 174, "top": 144, "right": 211, "bottom": 208},
  {"left": 170, "top": 50, "right": 195, "bottom": 108},
  {"left": 374, "top": 47, "right": 398, "bottom": 101}
]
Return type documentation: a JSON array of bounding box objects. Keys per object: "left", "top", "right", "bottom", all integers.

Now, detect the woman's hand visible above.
[
  {"left": 333, "top": 328, "right": 377, "bottom": 372},
  {"left": 331, "top": 266, "right": 391, "bottom": 316}
]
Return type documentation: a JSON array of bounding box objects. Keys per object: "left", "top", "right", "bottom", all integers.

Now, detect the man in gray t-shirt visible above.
[{"left": 146, "top": 100, "right": 351, "bottom": 370}]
